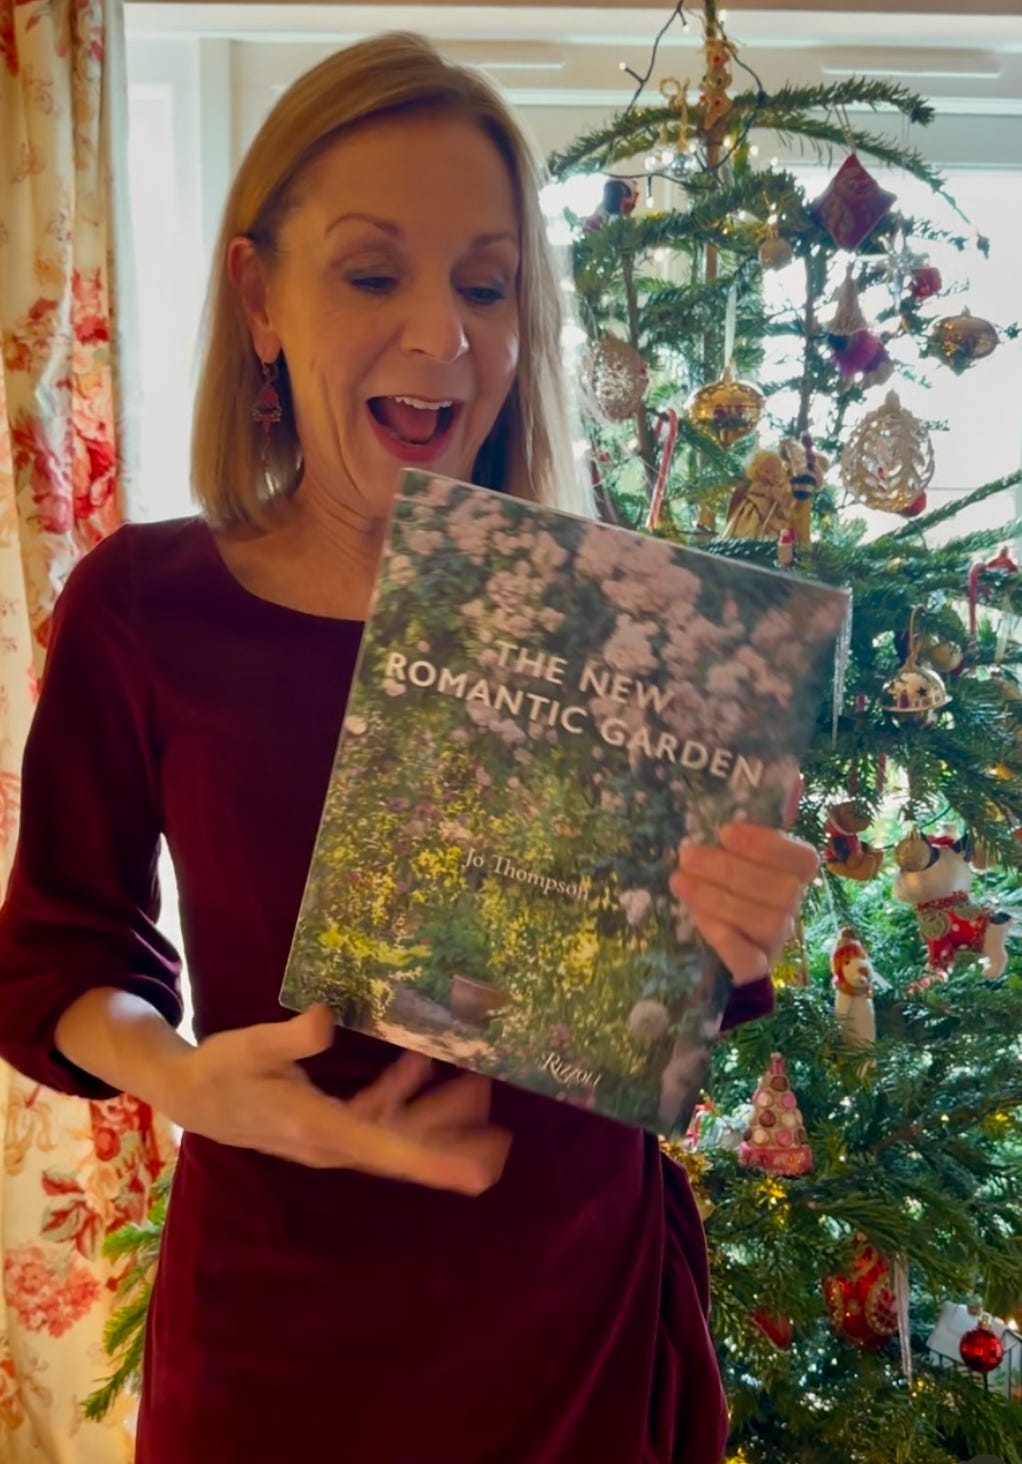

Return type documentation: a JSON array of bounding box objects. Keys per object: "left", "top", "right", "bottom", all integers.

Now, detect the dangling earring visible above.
[{"left": 251, "top": 357, "right": 282, "bottom": 465}]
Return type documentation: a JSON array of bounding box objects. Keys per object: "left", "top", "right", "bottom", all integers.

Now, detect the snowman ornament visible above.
[{"left": 831, "top": 927, "right": 888, "bottom": 1045}]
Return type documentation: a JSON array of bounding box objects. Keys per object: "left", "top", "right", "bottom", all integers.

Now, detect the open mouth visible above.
[{"left": 368, "top": 395, "right": 459, "bottom": 446}]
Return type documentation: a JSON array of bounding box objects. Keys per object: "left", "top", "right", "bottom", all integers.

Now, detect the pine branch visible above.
[
  {"left": 82, "top": 1169, "right": 171, "bottom": 1421},
  {"left": 733, "top": 76, "right": 936, "bottom": 127},
  {"left": 740, "top": 111, "right": 952, "bottom": 203},
  {"left": 877, "top": 473, "right": 1022, "bottom": 541},
  {"left": 574, "top": 173, "right": 797, "bottom": 262}
]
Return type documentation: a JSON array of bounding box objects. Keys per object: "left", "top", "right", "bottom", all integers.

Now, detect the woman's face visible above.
[{"left": 237, "top": 112, "right": 521, "bottom": 518}]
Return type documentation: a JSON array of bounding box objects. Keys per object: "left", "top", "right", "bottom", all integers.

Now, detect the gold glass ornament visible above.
[
  {"left": 587, "top": 336, "right": 649, "bottom": 422},
  {"left": 840, "top": 390, "right": 935, "bottom": 515},
  {"left": 894, "top": 826, "right": 934, "bottom": 873},
  {"left": 929, "top": 309, "right": 999, "bottom": 375},
  {"left": 687, "top": 365, "right": 764, "bottom": 447},
  {"left": 915, "top": 634, "right": 963, "bottom": 676},
  {"left": 759, "top": 228, "right": 793, "bottom": 271}
]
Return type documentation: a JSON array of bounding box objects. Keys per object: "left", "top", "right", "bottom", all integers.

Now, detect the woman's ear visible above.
[{"left": 227, "top": 236, "right": 280, "bottom": 362}]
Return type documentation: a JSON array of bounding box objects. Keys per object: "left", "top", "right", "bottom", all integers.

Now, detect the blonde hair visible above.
[{"left": 191, "top": 32, "right": 589, "bottom": 525}]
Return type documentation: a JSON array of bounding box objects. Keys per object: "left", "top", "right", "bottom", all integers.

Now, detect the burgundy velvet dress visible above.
[{"left": 0, "top": 519, "right": 772, "bottom": 1464}]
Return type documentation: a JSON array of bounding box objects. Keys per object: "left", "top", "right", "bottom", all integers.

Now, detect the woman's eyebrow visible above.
[{"left": 324, "top": 213, "right": 517, "bottom": 250}]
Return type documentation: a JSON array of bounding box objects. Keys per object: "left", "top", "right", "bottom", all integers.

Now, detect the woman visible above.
[{"left": 0, "top": 34, "right": 817, "bottom": 1462}]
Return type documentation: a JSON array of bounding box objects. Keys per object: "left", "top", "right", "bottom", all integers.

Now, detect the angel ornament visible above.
[{"left": 724, "top": 436, "right": 829, "bottom": 543}]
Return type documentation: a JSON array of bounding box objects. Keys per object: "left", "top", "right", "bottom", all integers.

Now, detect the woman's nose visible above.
[{"left": 400, "top": 285, "right": 469, "bottom": 363}]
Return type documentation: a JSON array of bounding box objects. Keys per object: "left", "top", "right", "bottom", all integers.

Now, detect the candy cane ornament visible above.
[{"left": 645, "top": 407, "right": 680, "bottom": 532}]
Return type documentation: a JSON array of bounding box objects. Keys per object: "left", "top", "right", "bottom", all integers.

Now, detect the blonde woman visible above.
[{"left": 0, "top": 35, "right": 816, "bottom": 1463}]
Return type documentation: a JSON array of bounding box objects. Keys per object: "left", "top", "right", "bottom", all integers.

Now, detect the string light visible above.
[
  {"left": 612, "top": 3, "right": 689, "bottom": 132},
  {"left": 762, "top": 1178, "right": 787, "bottom": 1206}
]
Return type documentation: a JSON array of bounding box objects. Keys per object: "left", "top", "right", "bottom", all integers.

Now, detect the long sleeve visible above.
[{"left": 0, "top": 526, "right": 183, "bottom": 1097}]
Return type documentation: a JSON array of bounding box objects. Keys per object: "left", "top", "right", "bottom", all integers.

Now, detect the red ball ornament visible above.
[
  {"left": 752, "top": 1309, "right": 794, "bottom": 1350},
  {"left": 959, "top": 1321, "right": 1005, "bottom": 1374},
  {"left": 823, "top": 1238, "right": 898, "bottom": 1349},
  {"left": 909, "top": 265, "right": 943, "bottom": 301}
]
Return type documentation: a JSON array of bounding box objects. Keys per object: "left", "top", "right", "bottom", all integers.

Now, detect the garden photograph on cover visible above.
[{"left": 281, "top": 473, "right": 847, "bottom": 1133}]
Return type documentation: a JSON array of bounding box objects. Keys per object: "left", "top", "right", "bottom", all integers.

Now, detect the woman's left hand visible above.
[{"left": 668, "top": 780, "right": 819, "bottom": 986}]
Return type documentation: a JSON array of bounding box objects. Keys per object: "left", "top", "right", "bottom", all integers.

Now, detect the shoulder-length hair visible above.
[{"left": 191, "top": 31, "right": 590, "bottom": 525}]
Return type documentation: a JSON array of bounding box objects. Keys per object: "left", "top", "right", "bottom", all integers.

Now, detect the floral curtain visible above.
[{"left": 0, "top": 0, "right": 174, "bottom": 1457}]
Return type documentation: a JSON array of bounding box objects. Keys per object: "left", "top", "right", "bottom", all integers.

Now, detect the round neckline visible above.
[{"left": 193, "top": 517, "right": 363, "bottom": 628}]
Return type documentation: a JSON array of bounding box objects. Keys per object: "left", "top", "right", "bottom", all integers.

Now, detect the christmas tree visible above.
[{"left": 548, "top": 2, "right": 1022, "bottom": 1459}]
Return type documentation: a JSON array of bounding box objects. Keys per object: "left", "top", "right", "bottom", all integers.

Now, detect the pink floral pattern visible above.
[
  {"left": 3, "top": 1244, "right": 103, "bottom": 1339},
  {"left": 0, "top": 1, "right": 176, "bottom": 1457}
]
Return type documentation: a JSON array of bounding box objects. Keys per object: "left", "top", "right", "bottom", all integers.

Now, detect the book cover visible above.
[{"left": 281, "top": 472, "right": 849, "bottom": 1134}]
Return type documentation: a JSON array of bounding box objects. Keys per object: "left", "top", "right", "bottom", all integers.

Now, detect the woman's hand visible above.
[
  {"left": 669, "top": 778, "right": 819, "bottom": 985},
  {"left": 162, "top": 1005, "right": 511, "bottom": 1195}
]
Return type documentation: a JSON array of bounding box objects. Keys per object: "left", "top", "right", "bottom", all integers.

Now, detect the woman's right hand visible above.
[{"left": 161, "top": 1004, "right": 511, "bottom": 1195}]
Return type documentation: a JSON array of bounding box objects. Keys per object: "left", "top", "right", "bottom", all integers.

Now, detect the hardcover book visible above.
[{"left": 281, "top": 472, "right": 849, "bottom": 1134}]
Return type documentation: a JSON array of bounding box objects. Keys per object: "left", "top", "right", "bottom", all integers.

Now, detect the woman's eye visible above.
[
  {"left": 462, "top": 284, "right": 508, "bottom": 306},
  {"left": 346, "top": 274, "right": 397, "bottom": 294}
]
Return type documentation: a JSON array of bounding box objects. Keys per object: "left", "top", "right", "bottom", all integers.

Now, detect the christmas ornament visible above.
[
  {"left": 738, "top": 1053, "right": 813, "bottom": 1177},
  {"left": 831, "top": 927, "right": 886, "bottom": 1045},
  {"left": 779, "top": 435, "right": 829, "bottom": 544},
  {"left": 681, "top": 1095, "right": 748, "bottom": 1154},
  {"left": 893, "top": 630, "right": 964, "bottom": 678},
  {"left": 960, "top": 1318, "right": 1005, "bottom": 1374},
  {"left": 968, "top": 545, "right": 1020, "bottom": 652},
  {"left": 759, "top": 226, "right": 793, "bottom": 271},
  {"left": 883, "top": 663, "right": 949, "bottom": 722},
  {"left": 929, "top": 309, "right": 999, "bottom": 375},
  {"left": 645, "top": 407, "right": 680, "bottom": 532},
  {"left": 905, "top": 964, "right": 948, "bottom": 996},
  {"left": 688, "top": 365, "right": 764, "bottom": 447},
  {"left": 884, "top": 614, "right": 949, "bottom": 722},
  {"left": 927, "top": 1302, "right": 1021, "bottom": 1397},
  {"left": 893, "top": 827, "right": 1011, "bottom": 980},
  {"left": 751, "top": 1310, "right": 794, "bottom": 1350},
  {"left": 588, "top": 337, "right": 648, "bottom": 421},
  {"left": 681, "top": 1098, "right": 717, "bottom": 1149},
  {"left": 840, "top": 390, "right": 935, "bottom": 517},
  {"left": 823, "top": 801, "right": 883, "bottom": 881},
  {"left": 698, "top": 32, "right": 738, "bottom": 143},
  {"left": 810, "top": 154, "right": 897, "bottom": 251},
  {"left": 823, "top": 1237, "right": 898, "bottom": 1349},
  {"left": 724, "top": 448, "right": 792, "bottom": 539},
  {"left": 824, "top": 272, "right": 894, "bottom": 388},
  {"left": 658, "top": 77, "right": 693, "bottom": 162},
  {"left": 584, "top": 176, "right": 640, "bottom": 232},
  {"left": 909, "top": 264, "right": 942, "bottom": 301}
]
